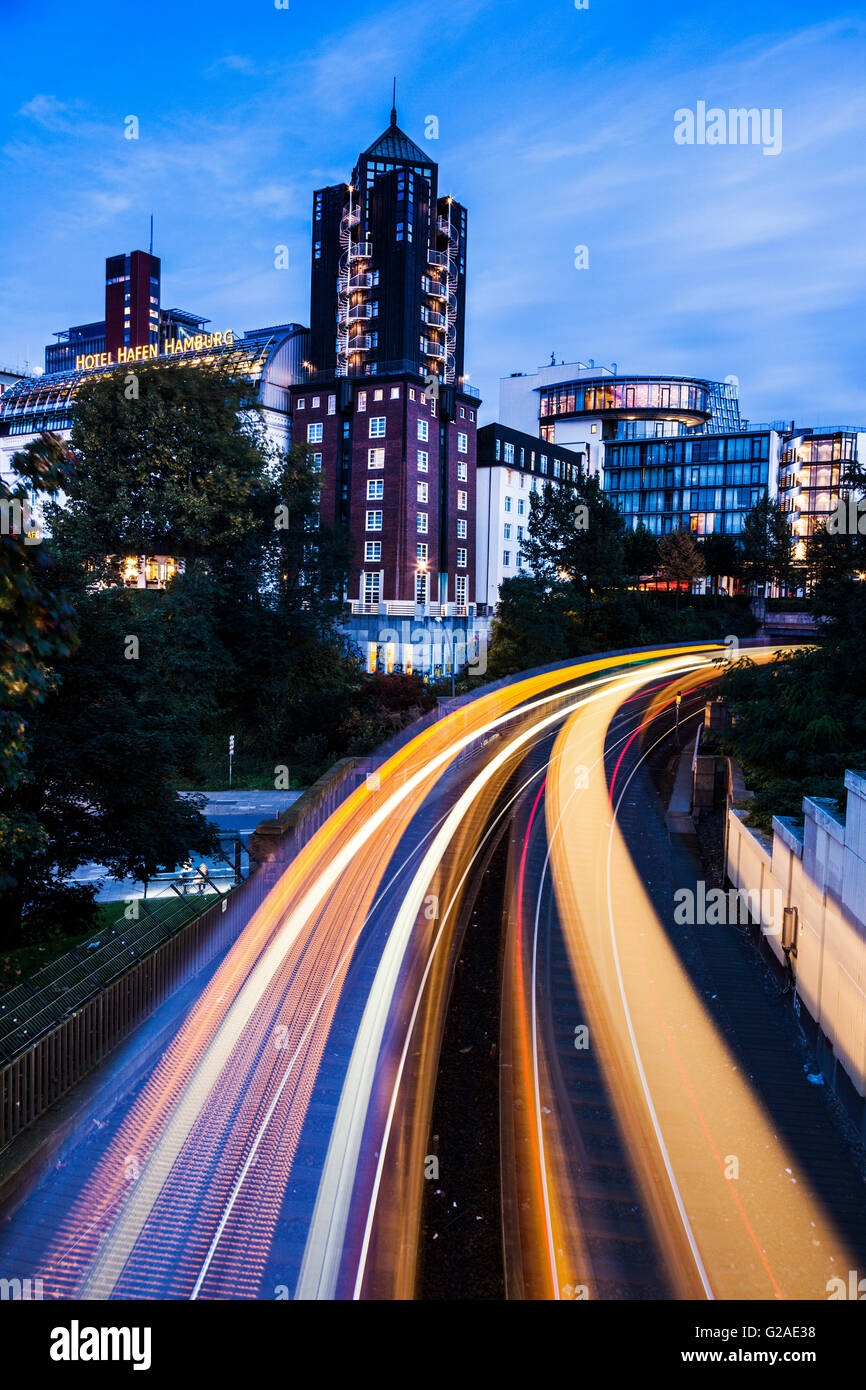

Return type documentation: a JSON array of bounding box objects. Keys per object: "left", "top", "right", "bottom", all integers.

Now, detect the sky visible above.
[{"left": 1, "top": 0, "right": 864, "bottom": 427}]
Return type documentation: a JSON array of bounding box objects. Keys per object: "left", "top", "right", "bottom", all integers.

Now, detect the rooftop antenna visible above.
[
  {"left": 390, "top": 77, "right": 397, "bottom": 127},
  {"left": 149, "top": 213, "right": 153, "bottom": 255},
  {"left": 550, "top": 351, "right": 556, "bottom": 365}
]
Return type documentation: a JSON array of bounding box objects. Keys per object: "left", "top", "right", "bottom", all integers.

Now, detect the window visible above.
[
  {"left": 417, "top": 512, "right": 428, "bottom": 534},
  {"left": 455, "top": 574, "right": 467, "bottom": 606},
  {"left": 504, "top": 442, "right": 515, "bottom": 464},
  {"left": 457, "top": 518, "right": 467, "bottom": 539},
  {"left": 312, "top": 396, "right": 320, "bottom": 409},
  {"left": 390, "top": 386, "right": 400, "bottom": 399},
  {"left": 418, "top": 419, "right": 429, "bottom": 442},
  {"left": 458, "top": 432, "right": 468, "bottom": 454},
  {"left": 417, "top": 481, "right": 428, "bottom": 502},
  {"left": 517, "top": 498, "right": 525, "bottom": 516},
  {"left": 504, "top": 496, "right": 512, "bottom": 513},
  {"left": 457, "top": 461, "right": 468, "bottom": 481},
  {"left": 409, "top": 388, "right": 416, "bottom": 401},
  {"left": 416, "top": 543, "right": 428, "bottom": 562},
  {"left": 364, "top": 541, "right": 381, "bottom": 562},
  {"left": 495, "top": 439, "right": 501, "bottom": 460},
  {"left": 503, "top": 550, "right": 511, "bottom": 567},
  {"left": 307, "top": 422, "right": 323, "bottom": 443},
  {"left": 457, "top": 548, "right": 467, "bottom": 568},
  {"left": 504, "top": 523, "right": 512, "bottom": 539},
  {"left": 373, "top": 389, "right": 383, "bottom": 401},
  {"left": 457, "top": 490, "right": 467, "bottom": 510},
  {"left": 469, "top": 411, "right": 475, "bottom": 422},
  {"left": 540, "top": 455, "right": 548, "bottom": 474},
  {"left": 366, "top": 510, "right": 382, "bottom": 531},
  {"left": 417, "top": 450, "right": 428, "bottom": 471},
  {"left": 312, "top": 452, "right": 322, "bottom": 469},
  {"left": 328, "top": 395, "right": 336, "bottom": 415},
  {"left": 367, "top": 479, "right": 384, "bottom": 500},
  {"left": 296, "top": 398, "right": 305, "bottom": 410},
  {"left": 517, "top": 526, "right": 524, "bottom": 540},
  {"left": 357, "top": 392, "right": 367, "bottom": 412},
  {"left": 368, "top": 448, "right": 384, "bottom": 469},
  {"left": 370, "top": 417, "right": 386, "bottom": 438},
  {"left": 363, "top": 571, "right": 380, "bottom": 605},
  {"left": 459, "top": 406, "right": 465, "bottom": 418},
  {"left": 415, "top": 568, "right": 428, "bottom": 604}
]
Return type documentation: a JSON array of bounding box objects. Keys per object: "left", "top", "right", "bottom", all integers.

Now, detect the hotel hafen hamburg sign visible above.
[{"left": 74, "top": 330, "right": 235, "bottom": 372}]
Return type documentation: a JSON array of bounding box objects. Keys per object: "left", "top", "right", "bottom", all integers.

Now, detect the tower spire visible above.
[{"left": 390, "top": 77, "right": 397, "bottom": 127}]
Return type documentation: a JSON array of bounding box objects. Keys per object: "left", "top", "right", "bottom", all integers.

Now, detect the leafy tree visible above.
[
  {"left": 740, "top": 496, "right": 795, "bottom": 594},
  {"left": 657, "top": 528, "right": 705, "bottom": 612},
  {"left": 699, "top": 531, "right": 742, "bottom": 605},
  {"left": 623, "top": 522, "right": 659, "bottom": 584},
  {"left": 522, "top": 474, "right": 626, "bottom": 634},
  {"left": 488, "top": 575, "right": 573, "bottom": 677}
]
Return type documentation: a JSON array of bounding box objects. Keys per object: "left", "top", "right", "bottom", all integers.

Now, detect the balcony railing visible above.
[
  {"left": 424, "top": 309, "right": 446, "bottom": 329},
  {"left": 421, "top": 338, "right": 446, "bottom": 360},
  {"left": 348, "top": 272, "right": 373, "bottom": 290},
  {"left": 423, "top": 277, "right": 447, "bottom": 299},
  {"left": 427, "top": 250, "right": 448, "bottom": 268},
  {"left": 348, "top": 334, "right": 372, "bottom": 352},
  {"left": 437, "top": 216, "right": 459, "bottom": 241},
  {"left": 349, "top": 242, "right": 373, "bottom": 260},
  {"left": 347, "top": 304, "right": 373, "bottom": 323},
  {"left": 342, "top": 207, "right": 361, "bottom": 229}
]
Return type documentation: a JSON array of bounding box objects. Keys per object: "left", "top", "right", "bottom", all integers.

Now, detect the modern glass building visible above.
[{"left": 778, "top": 429, "right": 866, "bottom": 553}]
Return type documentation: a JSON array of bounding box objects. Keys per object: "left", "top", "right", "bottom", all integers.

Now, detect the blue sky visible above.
[{"left": 1, "top": 0, "right": 864, "bottom": 426}]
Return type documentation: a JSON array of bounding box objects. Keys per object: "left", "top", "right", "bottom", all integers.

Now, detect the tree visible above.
[
  {"left": 0, "top": 435, "right": 78, "bottom": 894},
  {"left": 488, "top": 575, "right": 573, "bottom": 678},
  {"left": 657, "top": 529, "right": 705, "bottom": 612},
  {"left": 623, "top": 522, "right": 659, "bottom": 585},
  {"left": 522, "top": 474, "right": 626, "bottom": 632},
  {"left": 699, "top": 531, "right": 742, "bottom": 605},
  {"left": 740, "top": 496, "right": 795, "bottom": 594}
]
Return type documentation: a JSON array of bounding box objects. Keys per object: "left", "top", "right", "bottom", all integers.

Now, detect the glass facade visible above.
[
  {"left": 603, "top": 432, "right": 771, "bottom": 536},
  {"left": 778, "top": 432, "right": 857, "bottom": 539},
  {"left": 539, "top": 378, "right": 711, "bottom": 421}
]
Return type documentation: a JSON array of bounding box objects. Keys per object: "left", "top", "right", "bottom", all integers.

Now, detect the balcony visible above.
[
  {"left": 424, "top": 309, "right": 446, "bottom": 329},
  {"left": 348, "top": 334, "right": 372, "bottom": 352},
  {"left": 421, "top": 338, "right": 446, "bottom": 361},
  {"left": 348, "top": 272, "right": 373, "bottom": 290},
  {"left": 342, "top": 207, "right": 361, "bottom": 229},
  {"left": 423, "top": 276, "right": 446, "bottom": 299},
  {"left": 349, "top": 242, "right": 373, "bottom": 260},
  {"left": 428, "top": 249, "right": 448, "bottom": 269},
  {"left": 347, "top": 304, "right": 373, "bottom": 323}
]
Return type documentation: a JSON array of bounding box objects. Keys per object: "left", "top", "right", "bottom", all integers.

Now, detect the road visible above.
[{"left": 0, "top": 641, "right": 861, "bottom": 1300}]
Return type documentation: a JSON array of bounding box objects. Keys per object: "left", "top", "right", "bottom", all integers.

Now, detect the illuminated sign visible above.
[{"left": 74, "top": 331, "right": 235, "bottom": 372}]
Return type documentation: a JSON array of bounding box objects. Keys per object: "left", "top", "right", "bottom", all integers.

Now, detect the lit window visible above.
[
  {"left": 417, "top": 512, "right": 428, "bottom": 533},
  {"left": 307, "top": 423, "right": 323, "bottom": 443},
  {"left": 409, "top": 388, "right": 416, "bottom": 400},
  {"left": 312, "top": 396, "right": 320, "bottom": 408},
  {"left": 357, "top": 392, "right": 367, "bottom": 412},
  {"left": 374, "top": 389, "right": 383, "bottom": 401},
  {"left": 390, "top": 387, "right": 400, "bottom": 399},
  {"left": 370, "top": 417, "right": 386, "bottom": 438},
  {"left": 457, "top": 461, "right": 467, "bottom": 481},
  {"left": 417, "top": 482, "right": 428, "bottom": 503},
  {"left": 367, "top": 479, "right": 384, "bottom": 500},
  {"left": 457, "top": 432, "right": 468, "bottom": 453},
  {"left": 366, "top": 510, "right": 383, "bottom": 531},
  {"left": 328, "top": 395, "right": 336, "bottom": 415},
  {"left": 418, "top": 419, "right": 429, "bottom": 442},
  {"left": 368, "top": 448, "right": 385, "bottom": 469},
  {"left": 457, "top": 490, "right": 467, "bottom": 510}
]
